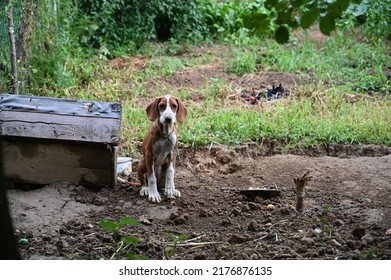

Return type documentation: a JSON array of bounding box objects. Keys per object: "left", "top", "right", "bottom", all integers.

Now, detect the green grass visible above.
[
  {"left": 119, "top": 84, "right": 391, "bottom": 154},
  {"left": 260, "top": 33, "right": 390, "bottom": 94},
  {"left": 225, "top": 48, "right": 258, "bottom": 76},
  {"left": 3, "top": 30, "right": 390, "bottom": 155},
  {"left": 178, "top": 89, "right": 391, "bottom": 148}
]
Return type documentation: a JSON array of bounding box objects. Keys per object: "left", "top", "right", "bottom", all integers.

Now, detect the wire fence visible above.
[{"left": 0, "top": 0, "right": 48, "bottom": 93}]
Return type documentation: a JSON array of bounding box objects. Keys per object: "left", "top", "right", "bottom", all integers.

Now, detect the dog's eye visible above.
[
  {"left": 171, "top": 103, "right": 178, "bottom": 110},
  {"left": 158, "top": 103, "right": 166, "bottom": 110}
]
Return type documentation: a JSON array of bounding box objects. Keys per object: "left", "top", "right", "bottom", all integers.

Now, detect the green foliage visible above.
[
  {"left": 180, "top": 88, "right": 391, "bottom": 148},
  {"left": 99, "top": 217, "right": 146, "bottom": 260},
  {"left": 162, "top": 232, "right": 188, "bottom": 259},
  {"left": 77, "top": 0, "right": 208, "bottom": 52},
  {"left": 261, "top": 34, "right": 390, "bottom": 94},
  {"left": 100, "top": 217, "right": 142, "bottom": 242},
  {"left": 198, "top": 0, "right": 276, "bottom": 44},
  {"left": 363, "top": 0, "right": 391, "bottom": 38},
  {"left": 196, "top": 0, "right": 370, "bottom": 44},
  {"left": 27, "top": 0, "right": 94, "bottom": 96},
  {"left": 320, "top": 204, "right": 330, "bottom": 223},
  {"left": 3, "top": 0, "right": 389, "bottom": 155},
  {"left": 225, "top": 48, "right": 258, "bottom": 76},
  {"left": 144, "top": 56, "right": 185, "bottom": 78},
  {"left": 360, "top": 245, "right": 381, "bottom": 260}
]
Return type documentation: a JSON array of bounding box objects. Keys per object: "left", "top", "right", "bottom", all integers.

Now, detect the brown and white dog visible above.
[{"left": 137, "top": 95, "right": 187, "bottom": 203}]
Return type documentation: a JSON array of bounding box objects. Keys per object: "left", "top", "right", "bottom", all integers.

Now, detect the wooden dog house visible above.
[{"left": 0, "top": 94, "right": 121, "bottom": 188}]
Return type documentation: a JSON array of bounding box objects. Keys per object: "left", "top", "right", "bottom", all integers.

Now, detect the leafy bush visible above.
[
  {"left": 198, "top": 0, "right": 276, "bottom": 44},
  {"left": 28, "top": 0, "right": 93, "bottom": 96},
  {"left": 358, "top": 0, "right": 391, "bottom": 39},
  {"left": 197, "top": 0, "right": 370, "bottom": 44},
  {"left": 77, "top": 0, "right": 208, "bottom": 53}
]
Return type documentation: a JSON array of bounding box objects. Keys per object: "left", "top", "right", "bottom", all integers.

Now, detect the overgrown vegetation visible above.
[{"left": 1, "top": 0, "right": 390, "bottom": 154}]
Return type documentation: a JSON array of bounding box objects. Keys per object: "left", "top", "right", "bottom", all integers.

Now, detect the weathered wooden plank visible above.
[
  {"left": 0, "top": 111, "right": 120, "bottom": 144},
  {"left": 1, "top": 139, "right": 117, "bottom": 187},
  {"left": 0, "top": 94, "right": 121, "bottom": 188},
  {"left": 0, "top": 94, "right": 121, "bottom": 118}
]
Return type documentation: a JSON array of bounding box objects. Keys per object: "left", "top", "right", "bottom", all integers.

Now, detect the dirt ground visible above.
[
  {"left": 7, "top": 41, "right": 391, "bottom": 260},
  {"left": 8, "top": 144, "right": 391, "bottom": 260}
]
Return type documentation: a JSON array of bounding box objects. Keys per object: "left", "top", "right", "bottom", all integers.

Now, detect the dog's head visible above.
[{"left": 146, "top": 95, "right": 187, "bottom": 124}]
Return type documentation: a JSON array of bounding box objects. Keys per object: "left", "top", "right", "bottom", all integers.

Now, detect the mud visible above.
[{"left": 9, "top": 144, "right": 391, "bottom": 260}]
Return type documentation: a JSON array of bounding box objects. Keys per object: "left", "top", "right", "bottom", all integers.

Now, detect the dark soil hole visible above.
[{"left": 155, "top": 13, "right": 172, "bottom": 42}]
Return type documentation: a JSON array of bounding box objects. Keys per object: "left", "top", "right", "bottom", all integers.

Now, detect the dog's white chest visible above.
[{"left": 153, "top": 133, "right": 176, "bottom": 165}]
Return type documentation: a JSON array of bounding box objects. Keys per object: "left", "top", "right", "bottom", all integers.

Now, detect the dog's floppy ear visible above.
[
  {"left": 175, "top": 97, "right": 187, "bottom": 123},
  {"left": 146, "top": 97, "right": 161, "bottom": 121}
]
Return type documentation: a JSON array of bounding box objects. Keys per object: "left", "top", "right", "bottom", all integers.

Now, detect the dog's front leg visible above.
[
  {"left": 164, "top": 155, "right": 180, "bottom": 198},
  {"left": 140, "top": 155, "right": 161, "bottom": 203},
  {"left": 147, "top": 167, "right": 161, "bottom": 203}
]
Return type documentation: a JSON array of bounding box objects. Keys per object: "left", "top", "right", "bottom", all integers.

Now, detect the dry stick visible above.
[
  {"left": 7, "top": 0, "right": 19, "bottom": 95},
  {"left": 117, "top": 176, "right": 142, "bottom": 187},
  {"left": 293, "top": 171, "right": 312, "bottom": 213}
]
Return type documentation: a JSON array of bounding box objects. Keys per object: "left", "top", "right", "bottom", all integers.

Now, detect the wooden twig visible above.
[
  {"left": 7, "top": 0, "right": 18, "bottom": 94},
  {"left": 294, "top": 171, "right": 312, "bottom": 213},
  {"left": 110, "top": 241, "right": 127, "bottom": 260},
  {"left": 165, "top": 241, "right": 222, "bottom": 247},
  {"left": 117, "top": 177, "right": 141, "bottom": 187}
]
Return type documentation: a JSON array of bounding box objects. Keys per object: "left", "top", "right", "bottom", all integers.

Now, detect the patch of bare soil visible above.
[
  {"left": 111, "top": 53, "right": 300, "bottom": 106},
  {"left": 9, "top": 144, "right": 391, "bottom": 260},
  {"left": 166, "top": 66, "right": 298, "bottom": 95}
]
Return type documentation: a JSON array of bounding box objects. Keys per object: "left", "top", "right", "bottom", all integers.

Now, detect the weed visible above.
[
  {"left": 99, "top": 217, "right": 147, "bottom": 260},
  {"left": 144, "top": 56, "right": 185, "bottom": 78},
  {"left": 161, "top": 232, "right": 188, "bottom": 259},
  {"left": 320, "top": 204, "right": 330, "bottom": 224},
  {"left": 360, "top": 244, "right": 381, "bottom": 260},
  {"left": 225, "top": 48, "right": 258, "bottom": 76}
]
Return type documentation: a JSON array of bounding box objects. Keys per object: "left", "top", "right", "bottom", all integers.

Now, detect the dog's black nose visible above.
[{"left": 165, "top": 117, "right": 172, "bottom": 123}]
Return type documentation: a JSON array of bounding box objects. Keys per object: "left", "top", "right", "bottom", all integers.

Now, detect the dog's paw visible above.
[
  {"left": 165, "top": 188, "right": 181, "bottom": 198},
  {"left": 140, "top": 186, "right": 149, "bottom": 196},
  {"left": 148, "top": 191, "right": 162, "bottom": 203}
]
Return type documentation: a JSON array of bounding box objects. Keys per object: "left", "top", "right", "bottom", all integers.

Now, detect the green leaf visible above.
[
  {"left": 327, "top": 0, "right": 350, "bottom": 18},
  {"left": 243, "top": 12, "right": 270, "bottom": 35},
  {"left": 265, "top": 0, "right": 278, "bottom": 9},
  {"left": 275, "top": 26, "right": 290, "bottom": 44},
  {"left": 300, "top": 8, "right": 320, "bottom": 29},
  {"left": 277, "top": 9, "right": 292, "bottom": 25},
  {"left": 177, "top": 234, "right": 188, "bottom": 241},
  {"left": 336, "top": 0, "right": 350, "bottom": 11},
  {"left": 99, "top": 219, "right": 118, "bottom": 232},
  {"left": 165, "top": 247, "right": 175, "bottom": 258},
  {"left": 319, "top": 14, "right": 336, "bottom": 35},
  {"left": 162, "top": 232, "right": 175, "bottom": 241},
  {"left": 122, "top": 236, "right": 141, "bottom": 246},
  {"left": 291, "top": 0, "right": 313, "bottom": 8},
  {"left": 119, "top": 217, "right": 142, "bottom": 228}
]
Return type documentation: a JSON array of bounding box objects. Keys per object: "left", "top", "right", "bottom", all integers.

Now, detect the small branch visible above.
[
  {"left": 294, "top": 171, "right": 312, "bottom": 213},
  {"left": 7, "top": 0, "right": 19, "bottom": 94},
  {"left": 182, "top": 234, "right": 206, "bottom": 243},
  {"left": 164, "top": 241, "right": 222, "bottom": 247},
  {"left": 117, "top": 176, "right": 141, "bottom": 187},
  {"left": 110, "top": 241, "right": 125, "bottom": 260}
]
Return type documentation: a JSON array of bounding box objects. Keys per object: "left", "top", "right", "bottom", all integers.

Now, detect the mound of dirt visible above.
[{"left": 9, "top": 145, "right": 391, "bottom": 260}]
